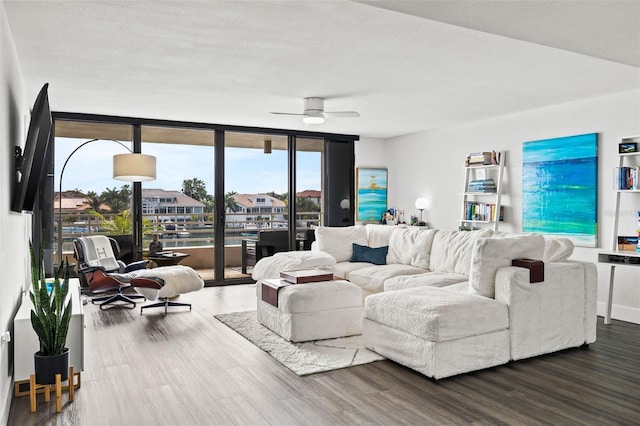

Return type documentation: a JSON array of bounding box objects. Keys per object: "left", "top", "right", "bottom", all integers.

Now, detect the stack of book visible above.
[
  {"left": 615, "top": 166, "right": 639, "bottom": 190},
  {"left": 467, "top": 152, "right": 493, "bottom": 166},
  {"left": 467, "top": 179, "right": 497, "bottom": 193}
]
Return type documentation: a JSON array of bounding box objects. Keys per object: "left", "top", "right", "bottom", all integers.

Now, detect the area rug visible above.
[{"left": 214, "top": 310, "right": 384, "bottom": 375}]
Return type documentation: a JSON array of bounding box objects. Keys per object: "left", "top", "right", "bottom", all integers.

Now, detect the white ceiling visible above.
[{"left": 4, "top": 0, "right": 639, "bottom": 139}]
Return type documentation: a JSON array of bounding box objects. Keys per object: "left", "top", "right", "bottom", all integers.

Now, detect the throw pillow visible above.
[
  {"left": 351, "top": 243, "right": 388, "bottom": 265},
  {"left": 543, "top": 236, "right": 574, "bottom": 262},
  {"left": 469, "top": 234, "right": 545, "bottom": 298},
  {"left": 315, "top": 225, "right": 368, "bottom": 262}
]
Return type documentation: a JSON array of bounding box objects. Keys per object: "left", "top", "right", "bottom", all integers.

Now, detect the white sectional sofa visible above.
[{"left": 252, "top": 224, "right": 597, "bottom": 379}]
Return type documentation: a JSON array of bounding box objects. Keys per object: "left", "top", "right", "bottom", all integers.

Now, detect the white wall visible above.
[
  {"left": 0, "top": 3, "right": 30, "bottom": 423},
  {"left": 383, "top": 89, "right": 640, "bottom": 324}
]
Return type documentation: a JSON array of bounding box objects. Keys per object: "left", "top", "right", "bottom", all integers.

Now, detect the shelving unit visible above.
[
  {"left": 598, "top": 135, "right": 640, "bottom": 325},
  {"left": 459, "top": 151, "right": 506, "bottom": 232}
]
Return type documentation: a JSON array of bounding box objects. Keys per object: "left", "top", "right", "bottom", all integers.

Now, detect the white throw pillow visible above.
[
  {"left": 543, "top": 236, "right": 574, "bottom": 262},
  {"left": 387, "top": 228, "right": 436, "bottom": 269},
  {"left": 469, "top": 234, "right": 545, "bottom": 298},
  {"left": 430, "top": 229, "right": 493, "bottom": 275},
  {"left": 315, "top": 225, "right": 368, "bottom": 262},
  {"left": 365, "top": 224, "right": 397, "bottom": 248}
]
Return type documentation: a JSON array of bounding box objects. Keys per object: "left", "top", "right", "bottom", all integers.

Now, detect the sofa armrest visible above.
[{"left": 494, "top": 262, "right": 588, "bottom": 360}]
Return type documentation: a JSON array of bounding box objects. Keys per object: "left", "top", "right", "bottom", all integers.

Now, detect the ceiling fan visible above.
[{"left": 270, "top": 97, "right": 360, "bottom": 124}]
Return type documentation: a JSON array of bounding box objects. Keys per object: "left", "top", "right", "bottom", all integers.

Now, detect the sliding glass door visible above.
[{"left": 140, "top": 126, "right": 215, "bottom": 280}]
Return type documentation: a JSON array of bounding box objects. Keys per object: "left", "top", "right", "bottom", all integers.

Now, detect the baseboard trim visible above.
[
  {"left": 1, "top": 378, "right": 13, "bottom": 426},
  {"left": 597, "top": 302, "right": 640, "bottom": 324}
]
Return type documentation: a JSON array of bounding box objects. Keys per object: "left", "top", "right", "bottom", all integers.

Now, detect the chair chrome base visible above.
[
  {"left": 92, "top": 292, "right": 146, "bottom": 310},
  {"left": 140, "top": 298, "right": 192, "bottom": 315}
]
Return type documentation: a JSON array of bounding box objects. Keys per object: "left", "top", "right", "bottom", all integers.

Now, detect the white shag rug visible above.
[{"left": 215, "top": 310, "right": 384, "bottom": 375}]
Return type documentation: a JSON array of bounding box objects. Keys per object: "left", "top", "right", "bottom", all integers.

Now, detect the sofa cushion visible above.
[
  {"left": 351, "top": 243, "right": 388, "bottom": 265},
  {"left": 315, "top": 225, "right": 368, "bottom": 262},
  {"left": 543, "top": 236, "right": 574, "bottom": 262},
  {"left": 469, "top": 234, "right": 545, "bottom": 298},
  {"left": 348, "top": 264, "right": 427, "bottom": 293},
  {"left": 430, "top": 229, "right": 493, "bottom": 275},
  {"left": 384, "top": 272, "right": 468, "bottom": 292},
  {"left": 330, "top": 262, "right": 371, "bottom": 279},
  {"left": 365, "top": 224, "right": 398, "bottom": 248},
  {"left": 387, "top": 228, "right": 436, "bottom": 269},
  {"left": 365, "top": 286, "right": 508, "bottom": 342}
]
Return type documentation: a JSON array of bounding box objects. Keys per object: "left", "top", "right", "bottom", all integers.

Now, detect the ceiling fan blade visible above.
[
  {"left": 323, "top": 111, "right": 360, "bottom": 118},
  {"left": 270, "top": 112, "right": 306, "bottom": 116}
]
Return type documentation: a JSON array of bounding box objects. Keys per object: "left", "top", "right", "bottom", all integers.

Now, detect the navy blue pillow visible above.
[{"left": 350, "top": 243, "right": 388, "bottom": 265}]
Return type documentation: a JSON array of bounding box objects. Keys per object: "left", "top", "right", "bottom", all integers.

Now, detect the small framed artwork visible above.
[
  {"left": 356, "top": 168, "right": 387, "bottom": 222},
  {"left": 619, "top": 142, "right": 637, "bottom": 154}
]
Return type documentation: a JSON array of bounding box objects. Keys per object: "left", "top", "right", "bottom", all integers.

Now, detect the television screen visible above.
[{"left": 11, "top": 83, "right": 52, "bottom": 213}]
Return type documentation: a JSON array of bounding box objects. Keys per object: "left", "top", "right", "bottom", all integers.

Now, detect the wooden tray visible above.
[{"left": 280, "top": 269, "right": 333, "bottom": 284}]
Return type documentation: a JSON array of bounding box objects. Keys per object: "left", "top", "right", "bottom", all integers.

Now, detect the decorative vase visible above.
[{"left": 34, "top": 348, "right": 69, "bottom": 384}]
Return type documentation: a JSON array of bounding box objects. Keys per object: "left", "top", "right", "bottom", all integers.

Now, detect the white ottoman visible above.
[
  {"left": 363, "top": 286, "right": 510, "bottom": 379},
  {"left": 256, "top": 280, "right": 362, "bottom": 342}
]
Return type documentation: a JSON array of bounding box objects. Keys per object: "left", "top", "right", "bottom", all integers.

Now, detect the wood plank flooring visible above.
[{"left": 9, "top": 284, "right": 640, "bottom": 425}]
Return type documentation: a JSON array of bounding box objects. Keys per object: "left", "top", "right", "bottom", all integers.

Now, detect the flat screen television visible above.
[{"left": 11, "top": 83, "right": 52, "bottom": 213}]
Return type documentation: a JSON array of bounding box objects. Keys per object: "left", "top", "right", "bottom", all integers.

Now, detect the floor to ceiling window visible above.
[
  {"left": 53, "top": 121, "right": 134, "bottom": 264},
  {"left": 295, "top": 138, "right": 323, "bottom": 246},
  {"left": 50, "top": 114, "right": 355, "bottom": 285},
  {"left": 141, "top": 126, "right": 215, "bottom": 280}
]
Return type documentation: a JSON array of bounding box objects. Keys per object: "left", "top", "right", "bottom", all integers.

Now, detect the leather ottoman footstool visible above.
[{"left": 256, "top": 280, "right": 362, "bottom": 342}]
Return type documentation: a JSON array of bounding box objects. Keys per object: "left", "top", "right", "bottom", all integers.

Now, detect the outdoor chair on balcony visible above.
[
  {"left": 73, "top": 235, "right": 148, "bottom": 310},
  {"left": 241, "top": 230, "right": 290, "bottom": 274}
]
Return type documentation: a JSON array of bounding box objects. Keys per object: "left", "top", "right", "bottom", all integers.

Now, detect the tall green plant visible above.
[
  {"left": 88, "top": 209, "right": 153, "bottom": 235},
  {"left": 29, "top": 243, "right": 72, "bottom": 356}
]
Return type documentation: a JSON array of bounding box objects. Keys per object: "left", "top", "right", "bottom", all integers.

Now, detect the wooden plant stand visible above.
[{"left": 28, "top": 366, "right": 80, "bottom": 413}]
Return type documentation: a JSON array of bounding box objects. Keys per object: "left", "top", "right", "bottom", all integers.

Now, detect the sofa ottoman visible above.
[
  {"left": 256, "top": 280, "right": 362, "bottom": 342},
  {"left": 363, "top": 286, "right": 510, "bottom": 379}
]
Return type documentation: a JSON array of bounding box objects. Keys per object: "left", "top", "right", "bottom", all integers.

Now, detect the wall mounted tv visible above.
[{"left": 11, "top": 83, "right": 52, "bottom": 213}]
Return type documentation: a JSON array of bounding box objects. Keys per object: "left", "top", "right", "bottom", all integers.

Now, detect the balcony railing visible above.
[{"left": 54, "top": 211, "right": 321, "bottom": 255}]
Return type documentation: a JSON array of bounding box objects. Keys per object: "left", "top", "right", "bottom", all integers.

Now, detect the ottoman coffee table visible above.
[{"left": 256, "top": 278, "right": 363, "bottom": 342}]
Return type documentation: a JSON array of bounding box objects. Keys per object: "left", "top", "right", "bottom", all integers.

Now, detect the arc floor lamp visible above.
[{"left": 56, "top": 139, "right": 156, "bottom": 262}]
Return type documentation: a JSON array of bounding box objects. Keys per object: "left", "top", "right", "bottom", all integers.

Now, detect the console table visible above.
[
  {"left": 597, "top": 251, "right": 640, "bottom": 324},
  {"left": 14, "top": 278, "right": 84, "bottom": 394}
]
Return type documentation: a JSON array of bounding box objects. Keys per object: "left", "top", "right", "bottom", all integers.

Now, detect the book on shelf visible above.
[
  {"left": 614, "top": 166, "right": 639, "bottom": 190},
  {"left": 467, "top": 178, "right": 497, "bottom": 193},
  {"left": 467, "top": 152, "right": 493, "bottom": 166},
  {"left": 466, "top": 151, "right": 500, "bottom": 166},
  {"left": 463, "top": 202, "right": 504, "bottom": 222}
]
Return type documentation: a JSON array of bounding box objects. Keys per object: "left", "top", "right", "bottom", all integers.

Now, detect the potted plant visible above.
[{"left": 29, "top": 243, "right": 72, "bottom": 384}]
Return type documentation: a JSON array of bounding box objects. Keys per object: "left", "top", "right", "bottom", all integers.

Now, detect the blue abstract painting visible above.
[
  {"left": 357, "top": 168, "right": 387, "bottom": 222},
  {"left": 522, "top": 133, "right": 598, "bottom": 247}
]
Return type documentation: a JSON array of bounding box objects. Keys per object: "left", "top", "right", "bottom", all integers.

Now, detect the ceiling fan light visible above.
[{"left": 302, "top": 115, "right": 325, "bottom": 125}]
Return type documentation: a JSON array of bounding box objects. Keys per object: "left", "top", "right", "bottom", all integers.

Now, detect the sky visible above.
[{"left": 55, "top": 137, "right": 321, "bottom": 196}]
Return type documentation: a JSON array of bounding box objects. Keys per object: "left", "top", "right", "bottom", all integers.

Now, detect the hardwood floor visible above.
[{"left": 9, "top": 284, "right": 640, "bottom": 425}]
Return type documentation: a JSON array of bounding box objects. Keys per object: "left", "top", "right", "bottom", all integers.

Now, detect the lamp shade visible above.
[
  {"left": 415, "top": 197, "right": 428, "bottom": 210},
  {"left": 113, "top": 153, "right": 156, "bottom": 181}
]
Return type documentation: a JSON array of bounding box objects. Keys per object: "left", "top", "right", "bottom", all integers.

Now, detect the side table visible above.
[{"left": 148, "top": 251, "right": 189, "bottom": 267}]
